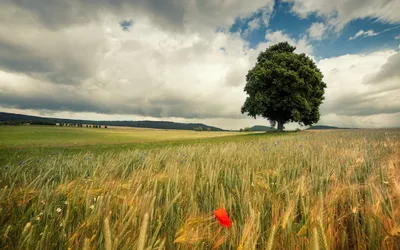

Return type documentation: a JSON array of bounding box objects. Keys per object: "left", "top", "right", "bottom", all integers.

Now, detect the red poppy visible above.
[{"left": 214, "top": 208, "right": 231, "bottom": 228}]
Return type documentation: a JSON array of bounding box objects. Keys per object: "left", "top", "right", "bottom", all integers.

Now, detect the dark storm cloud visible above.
[
  {"left": 10, "top": 0, "right": 91, "bottom": 29},
  {"left": 0, "top": 39, "right": 95, "bottom": 85},
  {"left": 0, "top": 41, "right": 50, "bottom": 74},
  {"left": 0, "top": 93, "right": 104, "bottom": 114},
  {"left": 9, "top": 0, "right": 186, "bottom": 31},
  {"left": 0, "top": 90, "right": 242, "bottom": 119}
]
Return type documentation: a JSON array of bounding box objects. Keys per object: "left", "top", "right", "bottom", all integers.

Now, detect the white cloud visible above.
[
  {"left": 284, "top": 0, "right": 400, "bottom": 31},
  {"left": 2, "top": 0, "right": 275, "bottom": 33},
  {"left": 317, "top": 50, "right": 400, "bottom": 127},
  {"left": 395, "top": 34, "right": 400, "bottom": 40},
  {"left": 264, "top": 30, "right": 313, "bottom": 55},
  {"left": 307, "top": 22, "right": 327, "bottom": 40},
  {"left": 258, "top": 4, "right": 275, "bottom": 26},
  {"left": 188, "top": 1, "right": 275, "bottom": 31},
  {"left": 349, "top": 29, "right": 379, "bottom": 40},
  {"left": 0, "top": 27, "right": 251, "bottom": 119},
  {"left": 1, "top": 0, "right": 400, "bottom": 130},
  {"left": 317, "top": 113, "right": 400, "bottom": 128},
  {"left": 242, "top": 3, "right": 275, "bottom": 37},
  {"left": 242, "top": 17, "right": 261, "bottom": 37},
  {"left": 0, "top": 1, "right": 278, "bottom": 127},
  {"left": 248, "top": 18, "right": 261, "bottom": 31}
]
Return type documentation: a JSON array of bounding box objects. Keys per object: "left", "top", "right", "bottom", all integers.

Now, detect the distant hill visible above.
[
  {"left": 0, "top": 112, "right": 225, "bottom": 131},
  {"left": 307, "top": 125, "right": 354, "bottom": 130},
  {"left": 251, "top": 125, "right": 276, "bottom": 131}
]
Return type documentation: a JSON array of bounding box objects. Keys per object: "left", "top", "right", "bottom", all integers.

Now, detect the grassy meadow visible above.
[
  {"left": 0, "top": 126, "right": 240, "bottom": 147},
  {"left": 0, "top": 126, "right": 241, "bottom": 164},
  {"left": 1, "top": 126, "right": 400, "bottom": 249}
]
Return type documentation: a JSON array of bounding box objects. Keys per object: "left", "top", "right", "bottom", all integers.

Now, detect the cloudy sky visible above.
[{"left": 1, "top": 0, "right": 399, "bottom": 129}]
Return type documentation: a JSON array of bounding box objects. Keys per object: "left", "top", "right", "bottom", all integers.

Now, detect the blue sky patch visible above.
[
  {"left": 229, "top": 1, "right": 400, "bottom": 59},
  {"left": 120, "top": 19, "right": 134, "bottom": 31},
  {"left": 316, "top": 19, "right": 400, "bottom": 58}
]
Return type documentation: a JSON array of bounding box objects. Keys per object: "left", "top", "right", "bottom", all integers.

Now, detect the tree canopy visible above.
[{"left": 241, "top": 42, "right": 326, "bottom": 131}]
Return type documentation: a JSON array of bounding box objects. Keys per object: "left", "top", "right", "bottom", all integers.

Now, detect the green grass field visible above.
[
  {"left": 1, "top": 126, "right": 400, "bottom": 249},
  {"left": 0, "top": 126, "right": 243, "bottom": 165},
  {"left": 0, "top": 126, "right": 241, "bottom": 147}
]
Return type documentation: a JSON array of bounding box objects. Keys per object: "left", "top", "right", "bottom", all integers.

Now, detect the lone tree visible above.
[{"left": 241, "top": 42, "right": 326, "bottom": 131}]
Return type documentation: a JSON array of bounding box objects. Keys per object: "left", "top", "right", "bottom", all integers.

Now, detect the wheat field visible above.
[{"left": 1, "top": 129, "right": 400, "bottom": 249}]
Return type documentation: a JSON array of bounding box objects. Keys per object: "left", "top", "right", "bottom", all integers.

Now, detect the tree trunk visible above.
[{"left": 277, "top": 120, "right": 284, "bottom": 131}]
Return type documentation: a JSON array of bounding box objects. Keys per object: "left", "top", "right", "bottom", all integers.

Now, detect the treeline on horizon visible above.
[
  {"left": 0, "top": 112, "right": 224, "bottom": 131},
  {"left": 0, "top": 120, "right": 109, "bottom": 128}
]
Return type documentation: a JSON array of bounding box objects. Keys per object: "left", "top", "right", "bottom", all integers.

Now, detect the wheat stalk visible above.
[{"left": 137, "top": 213, "right": 149, "bottom": 250}]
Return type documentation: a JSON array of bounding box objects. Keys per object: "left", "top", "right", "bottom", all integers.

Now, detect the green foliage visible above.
[
  {"left": 251, "top": 125, "right": 275, "bottom": 132},
  {"left": 194, "top": 126, "right": 203, "bottom": 131},
  {"left": 307, "top": 125, "right": 353, "bottom": 130},
  {"left": 241, "top": 42, "right": 326, "bottom": 131},
  {"left": 0, "top": 120, "right": 56, "bottom": 126},
  {"left": 239, "top": 127, "right": 252, "bottom": 132},
  {"left": 0, "top": 121, "right": 25, "bottom": 126}
]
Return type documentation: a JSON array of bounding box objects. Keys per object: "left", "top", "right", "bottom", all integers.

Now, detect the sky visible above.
[{"left": 0, "top": 0, "right": 399, "bottom": 130}]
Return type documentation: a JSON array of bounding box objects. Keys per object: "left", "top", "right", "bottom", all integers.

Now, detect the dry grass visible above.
[{"left": 1, "top": 129, "right": 400, "bottom": 249}]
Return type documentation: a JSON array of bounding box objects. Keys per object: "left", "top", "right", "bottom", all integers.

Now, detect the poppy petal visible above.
[{"left": 214, "top": 208, "right": 231, "bottom": 228}]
